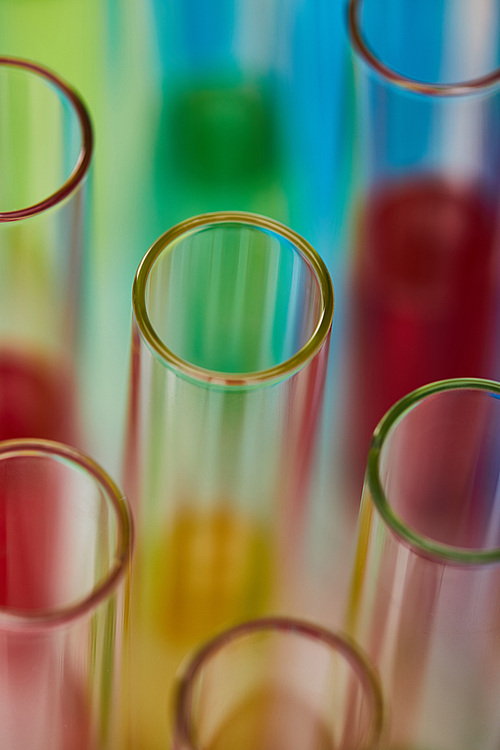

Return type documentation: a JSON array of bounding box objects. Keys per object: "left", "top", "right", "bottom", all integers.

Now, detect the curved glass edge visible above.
[
  {"left": 0, "top": 439, "right": 133, "bottom": 630},
  {"left": 348, "top": 0, "right": 500, "bottom": 97},
  {"left": 0, "top": 56, "right": 94, "bottom": 221},
  {"left": 367, "top": 378, "right": 500, "bottom": 565},
  {"left": 132, "top": 211, "right": 334, "bottom": 389},
  {"left": 173, "top": 616, "right": 385, "bottom": 750}
]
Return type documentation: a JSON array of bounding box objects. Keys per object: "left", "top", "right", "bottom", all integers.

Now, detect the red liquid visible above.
[
  {"left": 0, "top": 350, "right": 78, "bottom": 609},
  {"left": 0, "top": 350, "right": 76, "bottom": 443},
  {"left": 0, "top": 354, "right": 96, "bottom": 748},
  {"left": 346, "top": 176, "right": 500, "bottom": 487}
]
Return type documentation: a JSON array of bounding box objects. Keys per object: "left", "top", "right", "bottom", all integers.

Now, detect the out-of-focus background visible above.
[{"left": 3, "top": 0, "right": 500, "bottom": 632}]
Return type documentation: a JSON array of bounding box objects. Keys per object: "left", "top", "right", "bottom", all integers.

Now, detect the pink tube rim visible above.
[{"left": 0, "top": 439, "right": 133, "bottom": 631}]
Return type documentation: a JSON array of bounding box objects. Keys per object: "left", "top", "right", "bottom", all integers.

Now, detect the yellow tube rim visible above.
[{"left": 133, "top": 211, "right": 334, "bottom": 388}]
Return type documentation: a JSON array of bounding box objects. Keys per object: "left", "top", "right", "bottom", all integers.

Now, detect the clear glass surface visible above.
[
  {"left": 347, "top": 378, "right": 500, "bottom": 750},
  {"left": 0, "top": 439, "right": 132, "bottom": 750},
  {"left": 124, "top": 211, "right": 333, "bottom": 749},
  {"left": 0, "top": 57, "right": 92, "bottom": 446},
  {"left": 172, "top": 617, "right": 384, "bottom": 750}
]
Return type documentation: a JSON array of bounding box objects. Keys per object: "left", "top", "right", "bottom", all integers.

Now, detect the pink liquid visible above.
[
  {"left": 346, "top": 176, "right": 500, "bottom": 486},
  {"left": 0, "top": 651, "right": 93, "bottom": 750}
]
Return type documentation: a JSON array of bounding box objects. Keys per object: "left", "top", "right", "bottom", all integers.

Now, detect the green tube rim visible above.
[{"left": 367, "top": 378, "right": 500, "bottom": 565}]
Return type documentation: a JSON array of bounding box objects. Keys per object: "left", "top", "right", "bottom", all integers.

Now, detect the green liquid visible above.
[{"left": 154, "top": 75, "right": 288, "bottom": 223}]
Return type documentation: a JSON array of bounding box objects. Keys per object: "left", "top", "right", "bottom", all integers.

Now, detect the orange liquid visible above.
[{"left": 203, "top": 687, "right": 335, "bottom": 750}]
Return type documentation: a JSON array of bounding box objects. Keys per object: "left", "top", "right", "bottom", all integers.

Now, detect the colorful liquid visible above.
[
  {"left": 0, "top": 351, "right": 78, "bottom": 607},
  {"left": 0, "top": 661, "right": 92, "bottom": 750},
  {"left": 0, "top": 350, "right": 76, "bottom": 443},
  {"left": 128, "top": 507, "right": 273, "bottom": 750},
  {"left": 150, "top": 507, "right": 272, "bottom": 646},
  {"left": 346, "top": 176, "right": 500, "bottom": 486},
  {"left": 153, "top": 77, "right": 287, "bottom": 226},
  {"left": 202, "top": 687, "right": 335, "bottom": 750},
  {"left": 170, "top": 81, "right": 279, "bottom": 187}
]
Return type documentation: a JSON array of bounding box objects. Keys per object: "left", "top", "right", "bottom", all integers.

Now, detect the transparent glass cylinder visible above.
[
  {"left": 0, "top": 439, "right": 133, "bottom": 749},
  {"left": 124, "top": 211, "right": 334, "bottom": 749},
  {"left": 347, "top": 378, "right": 500, "bottom": 750},
  {"left": 172, "top": 617, "right": 385, "bottom": 750}
]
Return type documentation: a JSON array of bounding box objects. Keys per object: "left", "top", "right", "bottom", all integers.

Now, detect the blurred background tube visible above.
[
  {"left": 148, "top": 0, "right": 352, "bottom": 264},
  {"left": 0, "top": 57, "right": 92, "bottom": 445},
  {"left": 0, "top": 0, "right": 155, "bottom": 473},
  {"left": 341, "top": 0, "right": 500, "bottom": 503},
  {"left": 123, "top": 212, "right": 333, "bottom": 749},
  {"left": 149, "top": 0, "right": 290, "bottom": 236}
]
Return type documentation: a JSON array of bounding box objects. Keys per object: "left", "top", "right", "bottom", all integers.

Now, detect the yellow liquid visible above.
[
  {"left": 127, "top": 507, "right": 273, "bottom": 750},
  {"left": 204, "top": 687, "right": 335, "bottom": 750},
  {"left": 151, "top": 506, "right": 272, "bottom": 646}
]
